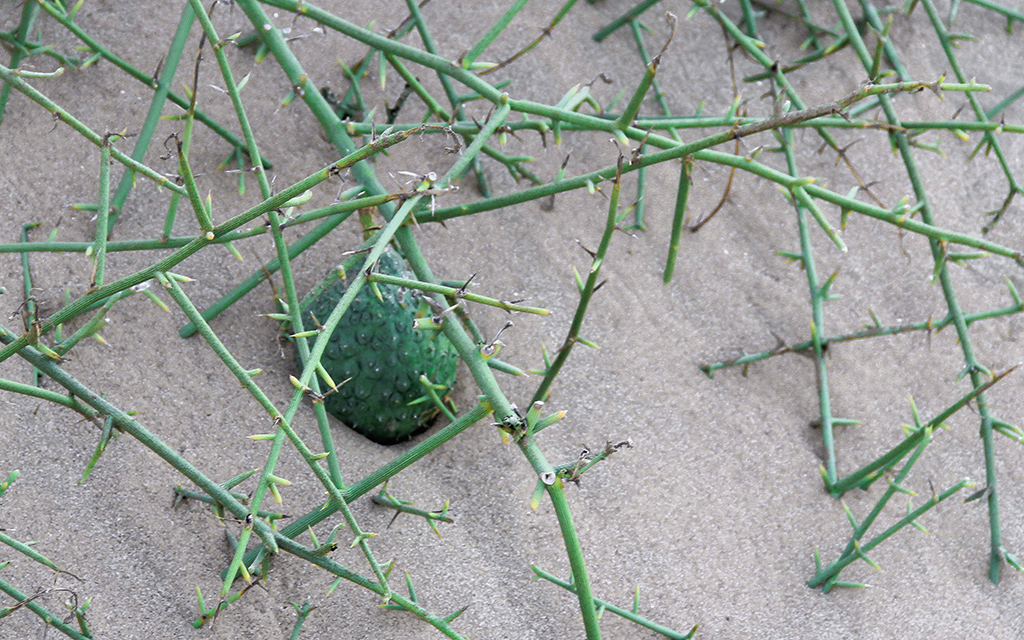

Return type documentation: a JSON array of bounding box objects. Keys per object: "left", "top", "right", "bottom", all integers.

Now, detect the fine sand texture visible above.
[{"left": 2, "top": 1, "right": 1024, "bottom": 638}]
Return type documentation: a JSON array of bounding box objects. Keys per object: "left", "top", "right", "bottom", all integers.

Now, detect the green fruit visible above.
[{"left": 296, "top": 246, "right": 459, "bottom": 445}]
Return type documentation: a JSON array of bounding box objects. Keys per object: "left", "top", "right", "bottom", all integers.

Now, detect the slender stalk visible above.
[
  {"left": 616, "top": 56, "right": 660, "bottom": 131},
  {"left": 188, "top": 0, "right": 271, "bottom": 199},
  {"left": 91, "top": 141, "right": 112, "bottom": 288},
  {"left": 0, "top": 62, "right": 187, "bottom": 196},
  {"left": 663, "top": 159, "right": 690, "bottom": 282},
  {"left": 477, "top": 0, "right": 579, "bottom": 77},
  {"left": 593, "top": 0, "right": 663, "bottom": 42},
  {"left": 700, "top": 295, "right": 1024, "bottom": 375},
  {"left": 18, "top": 223, "right": 41, "bottom": 386},
  {"left": 176, "top": 34, "right": 214, "bottom": 234},
  {"left": 0, "top": 377, "right": 97, "bottom": 418},
  {"left": 460, "top": 0, "right": 531, "bottom": 68},
  {"left": 0, "top": 322, "right": 280, "bottom": 553},
  {"left": 629, "top": 19, "right": 681, "bottom": 142},
  {"left": 782, "top": 127, "right": 838, "bottom": 487},
  {"left": 963, "top": 0, "right": 1024, "bottom": 23},
  {"left": 0, "top": 530, "right": 63, "bottom": 573},
  {"left": 35, "top": 1, "right": 268, "bottom": 177},
  {"left": 402, "top": 0, "right": 497, "bottom": 191},
  {"left": 833, "top": 0, "right": 1006, "bottom": 585},
  {"left": 0, "top": 579, "right": 91, "bottom": 640},
  {"left": 367, "top": 272, "right": 549, "bottom": 315},
  {"left": 820, "top": 427, "right": 936, "bottom": 591},
  {"left": 0, "top": 126, "right": 424, "bottom": 366},
  {"left": 540, "top": 474, "right": 602, "bottom": 638},
  {"left": 383, "top": 52, "right": 541, "bottom": 184},
  {"left": 173, "top": 488, "right": 285, "bottom": 520},
  {"left": 0, "top": 226, "right": 268, "bottom": 253},
  {"left": 0, "top": 0, "right": 40, "bottom": 125},
  {"left": 914, "top": 0, "right": 1020, "bottom": 232},
  {"left": 689, "top": 0, "right": 847, "bottom": 158},
  {"left": 532, "top": 566, "right": 695, "bottom": 639},
  {"left": 103, "top": 1, "right": 195, "bottom": 234},
  {"left": 288, "top": 600, "right": 317, "bottom": 640},
  {"left": 372, "top": 490, "right": 453, "bottom": 525},
  {"left": 421, "top": 146, "right": 1023, "bottom": 265},
  {"left": 336, "top": 114, "right": 1024, "bottom": 135},
  {"left": 231, "top": 400, "right": 492, "bottom": 578},
  {"left": 831, "top": 368, "right": 1013, "bottom": 495},
  {"left": 273, "top": 536, "right": 468, "bottom": 639},
  {"left": 159, "top": 273, "right": 392, "bottom": 601},
  {"left": 523, "top": 162, "right": 633, "bottom": 640},
  {"left": 809, "top": 479, "right": 971, "bottom": 590},
  {"left": 532, "top": 158, "right": 622, "bottom": 404}
]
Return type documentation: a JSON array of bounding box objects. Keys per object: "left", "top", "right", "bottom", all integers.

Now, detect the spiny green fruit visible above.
[{"left": 297, "top": 246, "right": 459, "bottom": 445}]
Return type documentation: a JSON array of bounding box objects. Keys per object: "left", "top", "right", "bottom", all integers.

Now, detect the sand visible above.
[{"left": 1, "top": 1, "right": 1023, "bottom": 638}]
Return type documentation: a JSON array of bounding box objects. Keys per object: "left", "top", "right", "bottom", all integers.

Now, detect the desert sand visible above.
[{"left": 1, "top": 1, "right": 1023, "bottom": 638}]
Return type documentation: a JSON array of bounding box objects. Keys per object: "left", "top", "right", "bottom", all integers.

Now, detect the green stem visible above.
[
  {"left": 963, "top": 0, "right": 1024, "bottom": 22},
  {"left": 629, "top": 19, "right": 681, "bottom": 143},
  {"left": 616, "top": 55, "right": 660, "bottom": 131},
  {"left": 477, "top": 0, "right": 579, "bottom": 77},
  {"left": 663, "top": 159, "right": 690, "bottom": 282},
  {"left": 539, "top": 473, "right": 602, "bottom": 638},
  {"left": 809, "top": 479, "right": 970, "bottom": 589},
  {"left": 0, "top": 578, "right": 91, "bottom": 640},
  {"left": 0, "top": 61, "right": 187, "bottom": 196},
  {"left": 782, "top": 127, "right": 837, "bottom": 487},
  {"left": 421, "top": 144, "right": 1023, "bottom": 263},
  {"left": 36, "top": 1, "right": 269, "bottom": 171},
  {"left": 18, "top": 223, "right": 41, "bottom": 386},
  {"left": 402, "top": 0, "right": 497, "bottom": 191},
  {"left": 231, "top": 400, "right": 492, "bottom": 578},
  {"left": 593, "top": 0, "right": 663, "bottom": 42},
  {"left": 690, "top": 0, "right": 847, "bottom": 157},
  {"left": 274, "top": 536, "right": 467, "bottom": 639},
  {"left": 532, "top": 566, "right": 695, "bottom": 639},
  {"left": 0, "top": 127, "right": 423, "bottom": 365},
  {"left": 102, "top": 1, "right": 195, "bottom": 234},
  {"left": 91, "top": 141, "right": 112, "bottom": 288},
  {"left": 372, "top": 490, "right": 453, "bottom": 524},
  {"left": 903, "top": 0, "right": 1019, "bottom": 233},
  {"left": 288, "top": 600, "right": 317, "bottom": 640},
  {"left": 0, "top": 530, "right": 62, "bottom": 573},
  {"left": 0, "top": 377, "right": 97, "bottom": 418},
  {"left": 53, "top": 290, "right": 133, "bottom": 356},
  {"left": 0, "top": 0, "right": 40, "bottom": 125},
  {"left": 188, "top": 0, "right": 271, "bottom": 199},
  {"left": 173, "top": 487, "right": 285, "bottom": 520},
  {"left": 461, "top": 0, "right": 532, "bottom": 68},
  {"left": 0, "top": 323, "right": 280, "bottom": 553},
  {"left": 337, "top": 114, "right": 1024, "bottom": 135},
  {"left": 367, "top": 273, "right": 549, "bottom": 315},
  {"left": 178, "top": 202, "right": 375, "bottom": 337},
  {"left": 831, "top": 367, "right": 1011, "bottom": 495},
  {"left": 833, "top": 0, "right": 1005, "bottom": 585},
  {"left": 532, "top": 159, "right": 622, "bottom": 405},
  {"left": 0, "top": 227, "right": 262, "bottom": 253},
  {"left": 701, "top": 294, "right": 1024, "bottom": 375},
  {"left": 159, "top": 272, "right": 391, "bottom": 600}
]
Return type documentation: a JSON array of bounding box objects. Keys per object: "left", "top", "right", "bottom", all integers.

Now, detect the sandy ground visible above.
[{"left": 2, "top": 1, "right": 1024, "bottom": 638}]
